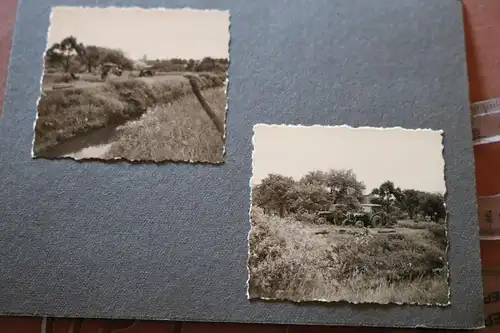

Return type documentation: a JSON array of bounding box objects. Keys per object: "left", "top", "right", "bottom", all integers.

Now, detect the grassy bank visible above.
[
  {"left": 104, "top": 88, "right": 226, "bottom": 163},
  {"left": 248, "top": 207, "right": 449, "bottom": 304},
  {"left": 33, "top": 72, "right": 225, "bottom": 154}
]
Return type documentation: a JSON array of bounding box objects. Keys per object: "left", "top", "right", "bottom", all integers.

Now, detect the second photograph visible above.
[{"left": 248, "top": 124, "right": 449, "bottom": 306}]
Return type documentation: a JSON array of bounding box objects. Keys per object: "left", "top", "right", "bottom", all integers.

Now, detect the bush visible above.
[
  {"left": 248, "top": 207, "right": 449, "bottom": 303},
  {"left": 248, "top": 207, "right": 341, "bottom": 299},
  {"left": 294, "top": 211, "right": 319, "bottom": 224},
  {"left": 336, "top": 232, "right": 446, "bottom": 284}
]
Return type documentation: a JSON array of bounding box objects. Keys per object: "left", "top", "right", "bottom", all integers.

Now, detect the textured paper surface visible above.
[{"left": 0, "top": 0, "right": 483, "bottom": 329}]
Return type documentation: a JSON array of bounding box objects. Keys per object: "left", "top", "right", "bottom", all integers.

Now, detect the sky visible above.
[
  {"left": 251, "top": 125, "right": 446, "bottom": 194},
  {"left": 47, "top": 6, "right": 229, "bottom": 60}
]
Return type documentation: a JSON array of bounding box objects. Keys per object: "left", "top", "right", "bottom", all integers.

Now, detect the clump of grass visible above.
[
  {"left": 248, "top": 207, "right": 342, "bottom": 301},
  {"left": 396, "top": 220, "right": 443, "bottom": 229},
  {"left": 397, "top": 220, "right": 435, "bottom": 229},
  {"left": 33, "top": 73, "right": 225, "bottom": 155},
  {"left": 248, "top": 207, "right": 449, "bottom": 304},
  {"left": 104, "top": 88, "right": 226, "bottom": 163}
]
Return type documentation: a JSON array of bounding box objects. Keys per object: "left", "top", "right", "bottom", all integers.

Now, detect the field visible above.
[
  {"left": 34, "top": 70, "right": 227, "bottom": 163},
  {"left": 248, "top": 207, "right": 449, "bottom": 305}
]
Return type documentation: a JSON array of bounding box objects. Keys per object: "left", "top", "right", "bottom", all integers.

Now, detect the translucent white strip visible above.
[
  {"left": 471, "top": 98, "right": 500, "bottom": 117},
  {"left": 480, "top": 235, "right": 500, "bottom": 241},
  {"left": 471, "top": 97, "right": 500, "bottom": 106},
  {"left": 472, "top": 108, "right": 500, "bottom": 118},
  {"left": 478, "top": 193, "right": 500, "bottom": 199},
  {"left": 473, "top": 134, "right": 500, "bottom": 146}
]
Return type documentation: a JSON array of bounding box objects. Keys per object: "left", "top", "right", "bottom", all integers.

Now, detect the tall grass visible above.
[
  {"left": 33, "top": 73, "right": 225, "bottom": 155},
  {"left": 104, "top": 88, "right": 226, "bottom": 163},
  {"left": 248, "top": 206, "right": 449, "bottom": 304}
]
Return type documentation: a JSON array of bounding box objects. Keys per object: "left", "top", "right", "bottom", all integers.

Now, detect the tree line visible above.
[
  {"left": 144, "top": 57, "right": 229, "bottom": 73},
  {"left": 45, "top": 35, "right": 229, "bottom": 74},
  {"left": 45, "top": 36, "right": 135, "bottom": 73},
  {"left": 252, "top": 169, "right": 446, "bottom": 222}
]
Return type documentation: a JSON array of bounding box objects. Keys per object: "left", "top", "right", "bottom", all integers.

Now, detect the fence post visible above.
[{"left": 188, "top": 77, "right": 224, "bottom": 135}]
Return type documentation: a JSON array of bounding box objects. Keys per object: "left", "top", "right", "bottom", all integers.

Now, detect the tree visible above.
[
  {"left": 197, "top": 57, "right": 217, "bottom": 72},
  {"left": 289, "top": 183, "right": 331, "bottom": 214},
  {"left": 100, "top": 49, "right": 134, "bottom": 70},
  {"left": 370, "top": 180, "right": 447, "bottom": 222},
  {"left": 83, "top": 45, "right": 101, "bottom": 72},
  {"left": 400, "top": 189, "right": 421, "bottom": 219},
  {"left": 371, "top": 181, "right": 404, "bottom": 215},
  {"left": 299, "top": 170, "right": 329, "bottom": 187},
  {"left": 300, "top": 169, "right": 366, "bottom": 211},
  {"left": 170, "top": 58, "right": 187, "bottom": 65},
  {"left": 45, "top": 36, "right": 85, "bottom": 73},
  {"left": 325, "top": 169, "right": 366, "bottom": 211},
  {"left": 186, "top": 59, "right": 196, "bottom": 71},
  {"left": 419, "top": 193, "right": 446, "bottom": 222},
  {"left": 45, "top": 46, "right": 64, "bottom": 68},
  {"left": 252, "top": 174, "right": 296, "bottom": 217}
]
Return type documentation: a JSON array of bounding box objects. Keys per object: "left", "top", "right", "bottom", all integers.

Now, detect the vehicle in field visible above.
[
  {"left": 101, "top": 63, "right": 123, "bottom": 79},
  {"left": 138, "top": 66, "right": 155, "bottom": 77},
  {"left": 317, "top": 203, "right": 389, "bottom": 228}
]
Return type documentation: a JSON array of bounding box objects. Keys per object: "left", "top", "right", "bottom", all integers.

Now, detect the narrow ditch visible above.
[{"left": 36, "top": 83, "right": 225, "bottom": 160}]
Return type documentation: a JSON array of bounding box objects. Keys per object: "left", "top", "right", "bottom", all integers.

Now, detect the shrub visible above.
[
  {"left": 248, "top": 207, "right": 341, "bottom": 299},
  {"left": 248, "top": 208, "right": 449, "bottom": 304},
  {"left": 336, "top": 232, "right": 446, "bottom": 284},
  {"left": 294, "top": 211, "right": 319, "bottom": 224}
]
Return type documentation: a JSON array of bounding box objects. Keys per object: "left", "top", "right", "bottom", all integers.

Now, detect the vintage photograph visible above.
[
  {"left": 33, "top": 7, "right": 229, "bottom": 163},
  {"left": 248, "top": 124, "right": 449, "bottom": 305}
]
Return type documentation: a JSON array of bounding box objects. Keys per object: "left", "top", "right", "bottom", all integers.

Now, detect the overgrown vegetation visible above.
[
  {"left": 35, "top": 35, "right": 229, "bottom": 160},
  {"left": 104, "top": 87, "right": 226, "bottom": 162},
  {"left": 45, "top": 36, "right": 135, "bottom": 74},
  {"left": 34, "top": 73, "right": 225, "bottom": 155},
  {"left": 146, "top": 57, "right": 229, "bottom": 73},
  {"left": 253, "top": 170, "right": 446, "bottom": 223},
  {"left": 248, "top": 206, "right": 449, "bottom": 304},
  {"left": 44, "top": 35, "right": 229, "bottom": 75},
  {"left": 248, "top": 170, "right": 449, "bottom": 304}
]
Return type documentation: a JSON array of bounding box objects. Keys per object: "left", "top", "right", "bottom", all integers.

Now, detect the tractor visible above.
[
  {"left": 317, "top": 203, "right": 389, "bottom": 228},
  {"left": 101, "top": 63, "right": 123, "bottom": 80},
  {"left": 138, "top": 66, "right": 155, "bottom": 77}
]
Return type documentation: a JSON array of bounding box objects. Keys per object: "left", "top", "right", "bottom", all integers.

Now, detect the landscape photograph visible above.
[
  {"left": 33, "top": 6, "right": 229, "bottom": 163},
  {"left": 248, "top": 124, "right": 449, "bottom": 305}
]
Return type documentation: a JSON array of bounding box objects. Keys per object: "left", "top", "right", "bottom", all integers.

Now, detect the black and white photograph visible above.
[
  {"left": 33, "top": 6, "right": 229, "bottom": 163},
  {"left": 248, "top": 124, "right": 449, "bottom": 305}
]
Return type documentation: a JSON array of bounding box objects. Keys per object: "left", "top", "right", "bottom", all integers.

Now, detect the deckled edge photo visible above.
[
  {"left": 32, "top": 6, "right": 230, "bottom": 164},
  {"left": 247, "top": 123, "right": 450, "bottom": 307}
]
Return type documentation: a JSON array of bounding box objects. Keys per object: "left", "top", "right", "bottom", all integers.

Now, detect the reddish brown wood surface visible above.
[
  {"left": 464, "top": 0, "right": 500, "bottom": 103},
  {"left": 0, "top": 0, "right": 16, "bottom": 119},
  {"left": 1, "top": 0, "right": 500, "bottom": 331}
]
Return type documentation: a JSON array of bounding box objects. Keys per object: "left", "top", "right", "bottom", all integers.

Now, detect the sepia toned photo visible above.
[
  {"left": 33, "top": 7, "right": 229, "bottom": 163},
  {"left": 248, "top": 124, "right": 449, "bottom": 305}
]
